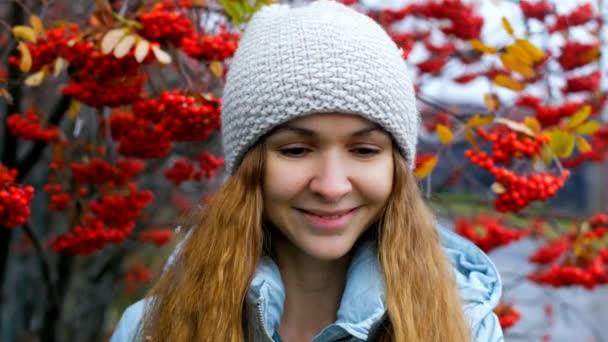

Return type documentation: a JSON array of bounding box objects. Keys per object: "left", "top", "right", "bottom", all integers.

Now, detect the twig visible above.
[{"left": 22, "top": 224, "right": 59, "bottom": 306}]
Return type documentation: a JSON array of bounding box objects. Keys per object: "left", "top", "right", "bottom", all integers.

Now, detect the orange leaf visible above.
[
  {"left": 502, "top": 17, "right": 514, "bottom": 35},
  {"left": 67, "top": 101, "right": 81, "bottom": 120},
  {"left": 209, "top": 60, "right": 224, "bottom": 79},
  {"left": 414, "top": 156, "right": 438, "bottom": 178},
  {"left": 500, "top": 53, "right": 535, "bottom": 78},
  {"left": 494, "top": 74, "right": 525, "bottom": 91},
  {"left": 29, "top": 15, "right": 45, "bottom": 37},
  {"left": 565, "top": 105, "right": 591, "bottom": 129},
  {"left": 471, "top": 39, "right": 497, "bottom": 54},
  {"left": 484, "top": 93, "right": 500, "bottom": 112},
  {"left": 524, "top": 116, "right": 541, "bottom": 133},
  {"left": 514, "top": 39, "right": 545, "bottom": 63},
  {"left": 576, "top": 136, "right": 592, "bottom": 153},
  {"left": 576, "top": 121, "right": 601, "bottom": 135},
  {"left": 464, "top": 129, "right": 480, "bottom": 150},
  {"left": 506, "top": 43, "right": 534, "bottom": 65},
  {"left": 436, "top": 124, "right": 453, "bottom": 144},
  {"left": 466, "top": 114, "right": 495, "bottom": 128}
]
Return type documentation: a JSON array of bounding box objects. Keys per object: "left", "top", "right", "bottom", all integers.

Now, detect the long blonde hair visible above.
[{"left": 142, "top": 143, "right": 470, "bottom": 341}]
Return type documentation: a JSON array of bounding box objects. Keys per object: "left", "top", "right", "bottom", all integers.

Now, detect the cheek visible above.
[
  {"left": 355, "top": 159, "right": 393, "bottom": 203},
  {"left": 263, "top": 156, "right": 310, "bottom": 204}
]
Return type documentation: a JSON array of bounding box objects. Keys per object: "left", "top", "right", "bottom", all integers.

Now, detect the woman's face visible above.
[{"left": 263, "top": 113, "right": 394, "bottom": 261}]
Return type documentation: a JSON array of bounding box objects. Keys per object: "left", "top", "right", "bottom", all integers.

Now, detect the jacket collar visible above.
[
  {"left": 246, "top": 240, "right": 386, "bottom": 341},
  {"left": 245, "top": 227, "right": 502, "bottom": 341}
]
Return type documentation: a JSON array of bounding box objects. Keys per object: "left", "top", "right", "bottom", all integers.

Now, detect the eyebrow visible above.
[{"left": 275, "top": 124, "right": 382, "bottom": 137}]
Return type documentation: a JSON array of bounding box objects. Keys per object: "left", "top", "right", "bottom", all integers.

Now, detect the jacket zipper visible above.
[{"left": 255, "top": 300, "right": 275, "bottom": 342}]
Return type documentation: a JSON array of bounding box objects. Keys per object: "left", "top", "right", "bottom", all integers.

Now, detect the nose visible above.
[{"left": 308, "top": 151, "right": 353, "bottom": 202}]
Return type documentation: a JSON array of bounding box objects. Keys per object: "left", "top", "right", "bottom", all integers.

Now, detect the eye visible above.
[
  {"left": 279, "top": 146, "right": 311, "bottom": 158},
  {"left": 351, "top": 146, "right": 381, "bottom": 157}
]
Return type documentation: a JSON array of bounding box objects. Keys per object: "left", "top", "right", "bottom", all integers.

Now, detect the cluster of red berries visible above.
[
  {"left": 494, "top": 302, "right": 521, "bottom": 330},
  {"left": 558, "top": 41, "right": 600, "bottom": 71},
  {"left": 60, "top": 40, "right": 148, "bottom": 107},
  {"left": 370, "top": 0, "right": 484, "bottom": 40},
  {"left": 70, "top": 158, "right": 145, "bottom": 185},
  {"left": 519, "top": 1, "right": 553, "bottom": 21},
  {"left": 8, "top": 25, "right": 79, "bottom": 72},
  {"left": 528, "top": 214, "right": 608, "bottom": 289},
  {"left": 125, "top": 262, "right": 152, "bottom": 293},
  {"left": 139, "top": 229, "right": 174, "bottom": 247},
  {"left": 153, "top": 92, "right": 221, "bottom": 141},
  {"left": 455, "top": 215, "right": 527, "bottom": 252},
  {"left": 0, "top": 170, "right": 34, "bottom": 229},
  {"left": 387, "top": 31, "right": 429, "bottom": 59},
  {"left": 88, "top": 186, "right": 154, "bottom": 227},
  {"left": 475, "top": 126, "right": 549, "bottom": 164},
  {"left": 181, "top": 27, "right": 240, "bottom": 61},
  {"left": 138, "top": 10, "right": 194, "bottom": 47},
  {"left": 164, "top": 152, "right": 223, "bottom": 185},
  {"left": 549, "top": 3, "right": 595, "bottom": 33},
  {"left": 516, "top": 95, "right": 599, "bottom": 127},
  {"left": 51, "top": 218, "right": 135, "bottom": 254},
  {"left": 465, "top": 149, "right": 570, "bottom": 212},
  {"left": 563, "top": 70, "right": 601, "bottom": 94},
  {"left": 7, "top": 112, "right": 60, "bottom": 141},
  {"left": 528, "top": 254, "right": 608, "bottom": 289},
  {"left": 110, "top": 112, "right": 172, "bottom": 159},
  {"left": 417, "top": 56, "right": 449, "bottom": 75}
]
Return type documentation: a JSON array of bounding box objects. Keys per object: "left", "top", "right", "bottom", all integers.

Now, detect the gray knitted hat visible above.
[{"left": 221, "top": 0, "right": 419, "bottom": 173}]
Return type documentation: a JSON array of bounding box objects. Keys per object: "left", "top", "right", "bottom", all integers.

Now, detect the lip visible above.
[{"left": 295, "top": 207, "right": 359, "bottom": 230}]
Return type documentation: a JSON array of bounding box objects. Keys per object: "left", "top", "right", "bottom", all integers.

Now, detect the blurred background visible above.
[{"left": 1, "top": 0, "right": 607, "bottom": 341}]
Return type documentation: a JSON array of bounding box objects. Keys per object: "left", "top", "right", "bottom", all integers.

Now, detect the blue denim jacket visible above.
[{"left": 110, "top": 228, "right": 504, "bottom": 341}]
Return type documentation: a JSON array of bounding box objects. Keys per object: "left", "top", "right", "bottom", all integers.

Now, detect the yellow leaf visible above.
[
  {"left": 514, "top": 39, "right": 545, "bottom": 63},
  {"left": 152, "top": 46, "right": 172, "bottom": 64},
  {"left": 470, "top": 39, "right": 497, "bottom": 54},
  {"left": 491, "top": 182, "right": 506, "bottom": 194},
  {"left": 576, "top": 136, "right": 592, "bottom": 153},
  {"left": 113, "top": 34, "right": 136, "bottom": 59},
  {"left": 484, "top": 93, "right": 501, "bottom": 112},
  {"left": 565, "top": 105, "right": 591, "bottom": 129},
  {"left": 524, "top": 116, "right": 541, "bottom": 133},
  {"left": 576, "top": 121, "right": 601, "bottom": 135},
  {"left": 12, "top": 25, "right": 36, "bottom": 43},
  {"left": 466, "top": 114, "right": 495, "bottom": 128},
  {"left": 414, "top": 156, "right": 438, "bottom": 178},
  {"left": 500, "top": 53, "right": 535, "bottom": 78},
  {"left": 29, "top": 15, "right": 45, "bottom": 36},
  {"left": 464, "top": 129, "right": 480, "bottom": 150},
  {"left": 548, "top": 129, "right": 575, "bottom": 158},
  {"left": 101, "top": 28, "right": 126, "bottom": 55},
  {"left": 53, "top": 57, "right": 67, "bottom": 77},
  {"left": 495, "top": 117, "right": 535, "bottom": 136},
  {"left": 24, "top": 69, "right": 46, "bottom": 87},
  {"left": 134, "top": 39, "right": 150, "bottom": 63},
  {"left": 17, "top": 42, "right": 32, "bottom": 72},
  {"left": 209, "top": 60, "right": 224, "bottom": 79},
  {"left": 502, "top": 17, "right": 514, "bottom": 35},
  {"left": 67, "top": 101, "right": 81, "bottom": 120},
  {"left": 494, "top": 74, "right": 525, "bottom": 91}
]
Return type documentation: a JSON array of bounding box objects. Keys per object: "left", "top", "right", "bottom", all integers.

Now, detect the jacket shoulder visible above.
[{"left": 110, "top": 299, "right": 148, "bottom": 342}]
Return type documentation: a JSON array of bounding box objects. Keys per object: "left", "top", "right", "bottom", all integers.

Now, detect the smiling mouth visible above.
[{"left": 295, "top": 207, "right": 359, "bottom": 218}]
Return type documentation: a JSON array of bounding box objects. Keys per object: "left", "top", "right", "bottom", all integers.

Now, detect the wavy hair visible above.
[{"left": 142, "top": 142, "right": 470, "bottom": 341}]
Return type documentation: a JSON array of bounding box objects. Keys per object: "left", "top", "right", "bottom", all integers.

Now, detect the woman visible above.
[{"left": 111, "top": 1, "right": 503, "bottom": 341}]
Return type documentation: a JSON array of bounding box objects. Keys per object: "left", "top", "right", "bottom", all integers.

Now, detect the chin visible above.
[{"left": 298, "top": 237, "right": 358, "bottom": 261}]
